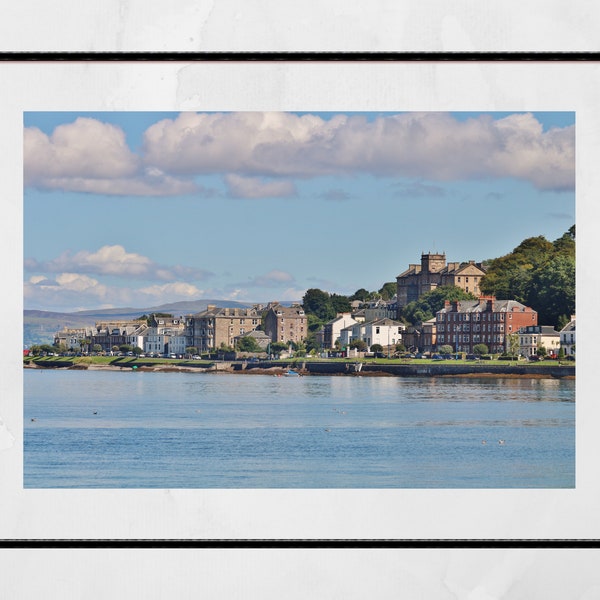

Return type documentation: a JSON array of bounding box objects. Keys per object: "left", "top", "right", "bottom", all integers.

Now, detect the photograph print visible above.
[{"left": 23, "top": 110, "right": 575, "bottom": 488}]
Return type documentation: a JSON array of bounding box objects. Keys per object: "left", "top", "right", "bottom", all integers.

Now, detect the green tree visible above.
[
  {"left": 132, "top": 346, "right": 144, "bottom": 356},
  {"left": 349, "top": 339, "right": 368, "bottom": 352},
  {"left": 302, "top": 288, "right": 336, "bottom": 322},
  {"left": 350, "top": 288, "right": 370, "bottom": 302},
  {"left": 330, "top": 293, "right": 351, "bottom": 314},
  {"left": 506, "top": 333, "right": 520, "bottom": 358},
  {"left": 370, "top": 343, "right": 383, "bottom": 353},
  {"left": 269, "top": 341, "right": 288, "bottom": 355},
  {"left": 401, "top": 285, "right": 477, "bottom": 325},
  {"left": 480, "top": 235, "right": 555, "bottom": 301},
  {"left": 439, "top": 345, "right": 453, "bottom": 354},
  {"left": 473, "top": 343, "right": 489, "bottom": 356},
  {"left": 379, "top": 282, "right": 397, "bottom": 300},
  {"left": 236, "top": 336, "right": 262, "bottom": 353},
  {"left": 92, "top": 344, "right": 103, "bottom": 354},
  {"left": 186, "top": 346, "right": 198, "bottom": 356},
  {"left": 527, "top": 254, "right": 575, "bottom": 328},
  {"left": 292, "top": 341, "right": 307, "bottom": 356}
]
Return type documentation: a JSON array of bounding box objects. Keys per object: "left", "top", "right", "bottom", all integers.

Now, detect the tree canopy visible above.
[
  {"left": 400, "top": 285, "right": 477, "bottom": 325},
  {"left": 480, "top": 226, "right": 575, "bottom": 328}
]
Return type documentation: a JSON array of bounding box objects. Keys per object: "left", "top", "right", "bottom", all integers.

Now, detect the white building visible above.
[
  {"left": 560, "top": 316, "right": 576, "bottom": 357},
  {"left": 323, "top": 313, "right": 358, "bottom": 349},
  {"left": 518, "top": 325, "right": 561, "bottom": 358},
  {"left": 339, "top": 318, "right": 405, "bottom": 351},
  {"left": 168, "top": 334, "right": 188, "bottom": 356}
]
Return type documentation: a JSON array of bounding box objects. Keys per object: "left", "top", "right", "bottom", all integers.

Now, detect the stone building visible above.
[
  {"left": 186, "top": 305, "right": 262, "bottom": 353},
  {"left": 263, "top": 303, "right": 307, "bottom": 345},
  {"left": 90, "top": 320, "right": 148, "bottom": 353},
  {"left": 54, "top": 327, "right": 93, "bottom": 351},
  {"left": 396, "top": 252, "right": 486, "bottom": 313},
  {"left": 436, "top": 296, "right": 537, "bottom": 354}
]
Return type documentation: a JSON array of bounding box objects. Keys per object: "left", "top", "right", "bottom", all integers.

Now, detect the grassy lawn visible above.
[{"left": 25, "top": 355, "right": 572, "bottom": 369}]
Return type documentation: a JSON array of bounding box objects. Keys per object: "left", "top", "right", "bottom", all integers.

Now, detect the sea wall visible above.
[
  {"left": 25, "top": 358, "right": 575, "bottom": 378},
  {"left": 251, "top": 361, "right": 575, "bottom": 379}
]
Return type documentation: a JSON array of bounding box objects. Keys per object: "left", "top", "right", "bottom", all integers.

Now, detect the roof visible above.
[
  {"left": 560, "top": 319, "right": 576, "bottom": 332},
  {"left": 438, "top": 298, "right": 535, "bottom": 314},
  {"left": 518, "top": 325, "right": 559, "bottom": 335},
  {"left": 268, "top": 304, "right": 306, "bottom": 317},
  {"left": 191, "top": 306, "right": 260, "bottom": 318}
]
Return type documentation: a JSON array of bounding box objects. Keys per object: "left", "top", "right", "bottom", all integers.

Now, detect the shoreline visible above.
[{"left": 24, "top": 360, "right": 575, "bottom": 379}]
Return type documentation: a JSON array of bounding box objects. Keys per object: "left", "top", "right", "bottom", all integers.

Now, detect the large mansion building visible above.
[
  {"left": 186, "top": 305, "right": 262, "bottom": 353},
  {"left": 396, "top": 252, "right": 486, "bottom": 312}
]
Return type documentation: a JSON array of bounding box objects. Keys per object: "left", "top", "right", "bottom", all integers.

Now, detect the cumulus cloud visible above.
[
  {"left": 225, "top": 174, "right": 296, "bottom": 198},
  {"left": 24, "top": 117, "right": 139, "bottom": 184},
  {"left": 24, "top": 118, "right": 208, "bottom": 197},
  {"left": 24, "top": 273, "right": 207, "bottom": 312},
  {"left": 141, "top": 111, "right": 575, "bottom": 191},
  {"left": 24, "top": 112, "right": 575, "bottom": 196},
  {"left": 25, "top": 245, "right": 213, "bottom": 282},
  {"left": 24, "top": 273, "right": 112, "bottom": 311}
]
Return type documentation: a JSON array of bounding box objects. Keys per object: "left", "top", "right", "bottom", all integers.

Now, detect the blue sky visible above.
[{"left": 23, "top": 111, "right": 575, "bottom": 313}]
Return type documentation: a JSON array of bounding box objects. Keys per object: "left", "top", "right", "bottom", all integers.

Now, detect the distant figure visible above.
[
  {"left": 481, "top": 440, "right": 486, "bottom": 445},
  {"left": 324, "top": 428, "right": 330, "bottom": 432},
  {"left": 498, "top": 439, "right": 505, "bottom": 445},
  {"left": 30, "top": 418, "right": 36, "bottom": 422},
  {"left": 93, "top": 411, "right": 98, "bottom": 415}
]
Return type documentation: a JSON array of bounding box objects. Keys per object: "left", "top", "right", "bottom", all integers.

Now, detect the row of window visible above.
[{"left": 437, "top": 334, "right": 506, "bottom": 343}]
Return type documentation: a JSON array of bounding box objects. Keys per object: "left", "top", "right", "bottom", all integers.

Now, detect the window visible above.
[{"left": 376, "top": 327, "right": 380, "bottom": 334}]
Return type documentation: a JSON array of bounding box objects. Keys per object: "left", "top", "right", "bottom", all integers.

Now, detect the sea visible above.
[{"left": 23, "top": 369, "right": 575, "bottom": 488}]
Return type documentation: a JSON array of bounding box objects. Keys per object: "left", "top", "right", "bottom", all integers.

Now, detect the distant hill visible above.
[{"left": 23, "top": 299, "right": 257, "bottom": 347}]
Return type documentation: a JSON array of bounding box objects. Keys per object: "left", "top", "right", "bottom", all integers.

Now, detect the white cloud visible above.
[
  {"left": 25, "top": 245, "right": 213, "bottom": 282},
  {"left": 24, "top": 273, "right": 112, "bottom": 311},
  {"left": 142, "top": 111, "right": 575, "bottom": 192},
  {"left": 225, "top": 174, "right": 296, "bottom": 198},
  {"left": 33, "top": 174, "right": 199, "bottom": 197},
  {"left": 24, "top": 273, "right": 207, "bottom": 312},
  {"left": 137, "top": 282, "right": 205, "bottom": 302},
  {"left": 24, "top": 112, "right": 575, "bottom": 197},
  {"left": 24, "top": 117, "right": 139, "bottom": 185}
]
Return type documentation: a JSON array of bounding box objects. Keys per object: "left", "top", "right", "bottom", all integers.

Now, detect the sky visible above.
[{"left": 23, "top": 111, "right": 575, "bottom": 313}]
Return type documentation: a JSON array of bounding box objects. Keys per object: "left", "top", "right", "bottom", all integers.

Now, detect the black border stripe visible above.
[
  {"left": 1, "top": 539, "right": 598, "bottom": 549},
  {"left": 1, "top": 51, "right": 600, "bottom": 61}
]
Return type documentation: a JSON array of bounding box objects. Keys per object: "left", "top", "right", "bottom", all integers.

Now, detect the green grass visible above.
[{"left": 25, "top": 355, "right": 572, "bottom": 368}]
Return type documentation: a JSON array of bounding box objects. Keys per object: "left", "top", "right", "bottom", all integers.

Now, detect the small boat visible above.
[{"left": 284, "top": 369, "right": 300, "bottom": 377}]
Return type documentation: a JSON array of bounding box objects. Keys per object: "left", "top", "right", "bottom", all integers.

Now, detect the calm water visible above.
[{"left": 23, "top": 369, "right": 575, "bottom": 488}]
